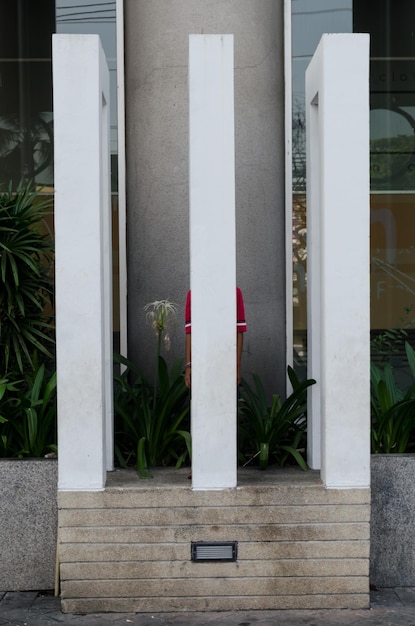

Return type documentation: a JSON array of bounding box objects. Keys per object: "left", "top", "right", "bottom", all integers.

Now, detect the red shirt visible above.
[{"left": 185, "top": 287, "right": 247, "bottom": 334}]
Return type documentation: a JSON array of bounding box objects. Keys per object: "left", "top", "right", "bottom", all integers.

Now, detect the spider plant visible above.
[
  {"left": 238, "top": 366, "right": 316, "bottom": 470},
  {"left": 114, "top": 353, "right": 190, "bottom": 477}
]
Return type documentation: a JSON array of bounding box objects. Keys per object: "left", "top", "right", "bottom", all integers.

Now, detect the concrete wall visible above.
[
  {"left": 0, "top": 460, "right": 57, "bottom": 591},
  {"left": 4, "top": 456, "right": 415, "bottom": 594},
  {"left": 124, "top": 0, "right": 286, "bottom": 396},
  {"left": 371, "top": 455, "right": 415, "bottom": 586}
]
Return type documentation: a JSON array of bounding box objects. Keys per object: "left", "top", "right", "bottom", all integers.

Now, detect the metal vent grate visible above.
[{"left": 191, "top": 541, "right": 237, "bottom": 562}]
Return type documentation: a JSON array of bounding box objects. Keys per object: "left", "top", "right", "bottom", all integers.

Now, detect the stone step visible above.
[
  {"left": 59, "top": 522, "right": 369, "bottom": 543},
  {"left": 61, "top": 575, "right": 368, "bottom": 599},
  {"left": 58, "top": 472, "right": 370, "bottom": 613},
  {"left": 58, "top": 482, "right": 370, "bottom": 509},
  {"left": 59, "top": 538, "right": 369, "bottom": 561},
  {"left": 61, "top": 592, "right": 369, "bottom": 613},
  {"left": 61, "top": 557, "right": 369, "bottom": 580},
  {"left": 59, "top": 504, "right": 369, "bottom": 527}
]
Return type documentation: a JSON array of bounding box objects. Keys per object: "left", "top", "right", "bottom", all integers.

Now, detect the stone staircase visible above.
[{"left": 58, "top": 467, "right": 370, "bottom": 613}]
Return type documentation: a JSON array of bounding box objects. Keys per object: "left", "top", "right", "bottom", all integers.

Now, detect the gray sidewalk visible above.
[{"left": 1, "top": 588, "right": 415, "bottom": 626}]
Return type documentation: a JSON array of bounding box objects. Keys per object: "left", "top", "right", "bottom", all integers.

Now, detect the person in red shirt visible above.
[{"left": 184, "top": 287, "right": 247, "bottom": 389}]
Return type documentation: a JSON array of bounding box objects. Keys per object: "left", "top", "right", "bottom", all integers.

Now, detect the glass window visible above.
[
  {"left": 0, "top": 1, "right": 118, "bottom": 189},
  {"left": 55, "top": 1, "right": 120, "bottom": 343},
  {"left": 292, "top": 0, "right": 415, "bottom": 372},
  {"left": 0, "top": 1, "right": 120, "bottom": 343},
  {"left": 0, "top": 0, "right": 54, "bottom": 187},
  {"left": 355, "top": 1, "right": 415, "bottom": 352},
  {"left": 291, "top": 1, "right": 353, "bottom": 373},
  {"left": 56, "top": 0, "right": 118, "bottom": 178}
]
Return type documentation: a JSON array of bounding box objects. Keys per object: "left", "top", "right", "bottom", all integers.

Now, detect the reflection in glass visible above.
[
  {"left": 0, "top": 1, "right": 120, "bottom": 341},
  {"left": 291, "top": 1, "right": 353, "bottom": 372},
  {"left": 292, "top": 0, "right": 415, "bottom": 374},
  {"left": 370, "top": 105, "right": 415, "bottom": 191},
  {"left": 0, "top": 1, "right": 117, "bottom": 189},
  {"left": 0, "top": 1, "right": 54, "bottom": 187},
  {"left": 371, "top": 195, "right": 415, "bottom": 331},
  {"left": 56, "top": 0, "right": 118, "bottom": 162}
]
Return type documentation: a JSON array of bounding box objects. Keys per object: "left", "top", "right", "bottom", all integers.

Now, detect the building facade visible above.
[
  {"left": 2, "top": 1, "right": 414, "bottom": 390},
  {"left": 2, "top": 0, "right": 404, "bottom": 611}
]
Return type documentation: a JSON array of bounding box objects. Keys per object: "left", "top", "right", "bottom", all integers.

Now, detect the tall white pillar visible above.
[
  {"left": 53, "top": 34, "right": 113, "bottom": 491},
  {"left": 306, "top": 34, "right": 370, "bottom": 488},
  {"left": 189, "top": 35, "right": 237, "bottom": 489}
]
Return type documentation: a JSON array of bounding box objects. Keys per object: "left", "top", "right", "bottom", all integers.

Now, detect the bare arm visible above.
[
  {"left": 184, "top": 333, "right": 191, "bottom": 388},
  {"left": 237, "top": 332, "right": 244, "bottom": 385}
]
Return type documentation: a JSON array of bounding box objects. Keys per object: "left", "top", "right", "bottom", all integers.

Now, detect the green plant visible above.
[
  {"left": 0, "top": 181, "right": 56, "bottom": 458},
  {"left": 113, "top": 353, "right": 190, "bottom": 477},
  {"left": 238, "top": 367, "right": 316, "bottom": 470},
  {"left": 371, "top": 341, "right": 415, "bottom": 453},
  {"left": 0, "top": 375, "right": 21, "bottom": 456},
  {"left": 0, "top": 181, "right": 54, "bottom": 373},
  {"left": 144, "top": 299, "right": 178, "bottom": 406},
  {"left": 0, "top": 361, "right": 57, "bottom": 458}
]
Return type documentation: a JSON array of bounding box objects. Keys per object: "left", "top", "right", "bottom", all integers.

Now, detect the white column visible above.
[
  {"left": 306, "top": 34, "right": 370, "bottom": 488},
  {"left": 189, "top": 35, "right": 237, "bottom": 489},
  {"left": 53, "top": 34, "right": 113, "bottom": 491},
  {"left": 284, "top": 0, "right": 294, "bottom": 380},
  {"left": 116, "top": 0, "right": 128, "bottom": 363}
]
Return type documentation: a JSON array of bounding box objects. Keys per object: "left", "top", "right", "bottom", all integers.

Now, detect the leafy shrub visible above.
[
  {"left": 0, "top": 182, "right": 56, "bottom": 457},
  {"left": 114, "top": 354, "right": 190, "bottom": 476},
  {"left": 371, "top": 341, "right": 415, "bottom": 453},
  {"left": 0, "top": 182, "right": 54, "bottom": 373},
  {"left": 238, "top": 367, "right": 316, "bottom": 470},
  {"left": 0, "top": 362, "right": 57, "bottom": 458}
]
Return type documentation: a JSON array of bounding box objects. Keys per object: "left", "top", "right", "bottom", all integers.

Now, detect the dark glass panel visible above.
[
  {"left": 354, "top": 0, "right": 415, "bottom": 58},
  {"left": 0, "top": 0, "right": 54, "bottom": 186}
]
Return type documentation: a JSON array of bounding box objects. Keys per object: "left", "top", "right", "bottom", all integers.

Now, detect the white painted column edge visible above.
[
  {"left": 305, "top": 44, "right": 322, "bottom": 471},
  {"left": 116, "top": 0, "right": 128, "bottom": 362},
  {"left": 284, "top": 0, "right": 294, "bottom": 388}
]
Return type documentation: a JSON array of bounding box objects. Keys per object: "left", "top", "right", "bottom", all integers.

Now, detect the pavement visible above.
[{"left": 1, "top": 588, "right": 415, "bottom": 626}]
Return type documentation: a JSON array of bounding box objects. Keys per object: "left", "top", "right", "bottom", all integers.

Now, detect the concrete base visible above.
[
  {"left": 370, "top": 454, "right": 415, "bottom": 586},
  {"left": 0, "top": 459, "right": 57, "bottom": 591},
  {"left": 3, "top": 456, "right": 414, "bottom": 596},
  {"left": 59, "top": 467, "right": 370, "bottom": 613}
]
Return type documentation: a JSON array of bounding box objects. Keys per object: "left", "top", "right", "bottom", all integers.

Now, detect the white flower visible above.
[
  {"left": 163, "top": 332, "right": 171, "bottom": 351},
  {"left": 144, "top": 299, "right": 178, "bottom": 350}
]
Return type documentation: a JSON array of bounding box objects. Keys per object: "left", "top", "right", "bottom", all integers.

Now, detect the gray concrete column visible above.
[{"left": 125, "top": 0, "right": 285, "bottom": 397}]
